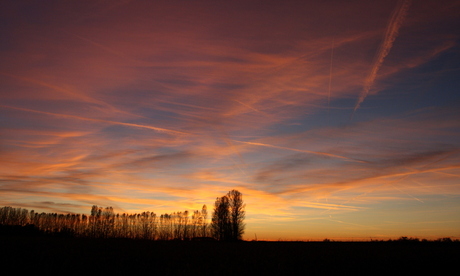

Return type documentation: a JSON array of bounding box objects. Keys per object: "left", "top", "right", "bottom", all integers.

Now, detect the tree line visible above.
[{"left": 0, "top": 189, "right": 245, "bottom": 241}]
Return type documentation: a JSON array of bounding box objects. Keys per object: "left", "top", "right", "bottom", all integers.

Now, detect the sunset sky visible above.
[{"left": 1, "top": 0, "right": 459, "bottom": 240}]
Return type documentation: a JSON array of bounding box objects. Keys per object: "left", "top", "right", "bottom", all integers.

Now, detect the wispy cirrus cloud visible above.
[{"left": 1, "top": 0, "right": 459, "bottom": 240}]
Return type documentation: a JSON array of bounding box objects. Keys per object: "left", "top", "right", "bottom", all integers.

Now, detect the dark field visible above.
[{"left": 1, "top": 236, "right": 458, "bottom": 275}]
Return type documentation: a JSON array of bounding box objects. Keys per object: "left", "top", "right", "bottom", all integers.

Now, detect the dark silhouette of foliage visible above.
[
  {"left": 395, "top": 236, "right": 420, "bottom": 242},
  {"left": 436, "top": 237, "right": 453, "bottom": 242},
  {"left": 212, "top": 195, "right": 231, "bottom": 241},
  {"left": 228, "top": 189, "right": 245, "bottom": 240},
  {"left": 211, "top": 189, "right": 245, "bottom": 241},
  {"left": 0, "top": 205, "right": 210, "bottom": 241}
]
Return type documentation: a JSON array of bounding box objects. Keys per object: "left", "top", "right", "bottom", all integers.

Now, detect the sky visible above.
[{"left": 1, "top": 0, "right": 459, "bottom": 241}]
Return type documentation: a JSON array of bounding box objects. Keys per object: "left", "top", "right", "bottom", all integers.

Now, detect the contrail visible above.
[
  {"left": 233, "top": 99, "right": 270, "bottom": 117},
  {"left": 0, "top": 71, "right": 109, "bottom": 108},
  {"left": 64, "top": 31, "right": 152, "bottom": 66},
  {"left": 0, "top": 71, "right": 147, "bottom": 119},
  {"left": 1, "top": 105, "right": 188, "bottom": 136},
  {"left": 328, "top": 38, "right": 334, "bottom": 112},
  {"left": 352, "top": 0, "right": 411, "bottom": 118},
  {"left": 234, "top": 100, "right": 262, "bottom": 114},
  {"left": 298, "top": 201, "right": 361, "bottom": 211},
  {"left": 232, "top": 140, "right": 366, "bottom": 163},
  {"left": 390, "top": 184, "right": 424, "bottom": 203},
  {"left": 216, "top": 126, "right": 248, "bottom": 176}
]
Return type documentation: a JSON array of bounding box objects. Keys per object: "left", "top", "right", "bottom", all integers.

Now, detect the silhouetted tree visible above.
[
  {"left": 201, "top": 205, "right": 208, "bottom": 237},
  {"left": 211, "top": 190, "right": 245, "bottom": 241},
  {"left": 101, "top": 207, "right": 115, "bottom": 238},
  {"left": 0, "top": 203, "right": 212, "bottom": 241},
  {"left": 227, "top": 190, "right": 245, "bottom": 241},
  {"left": 212, "top": 195, "right": 230, "bottom": 241}
]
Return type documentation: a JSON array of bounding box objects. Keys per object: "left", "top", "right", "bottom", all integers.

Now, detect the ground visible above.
[{"left": 1, "top": 236, "right": 458, "bottom": 275}]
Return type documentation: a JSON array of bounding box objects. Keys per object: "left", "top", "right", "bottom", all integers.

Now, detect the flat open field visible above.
[{"left": 1, "top": 236, "right": 458, "bottom": 275}]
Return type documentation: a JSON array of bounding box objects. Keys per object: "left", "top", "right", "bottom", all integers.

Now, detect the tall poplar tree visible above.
[{"left": 211, "top": 190, "right": 245, "bottom": 241}]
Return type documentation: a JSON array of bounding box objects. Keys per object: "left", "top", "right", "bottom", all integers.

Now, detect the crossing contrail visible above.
[
  {"left": 0, "top": 105, "right": 189, "bottom": 136},
  {"left": 352, "top": 0, "right": 412, "bottom": 118}
]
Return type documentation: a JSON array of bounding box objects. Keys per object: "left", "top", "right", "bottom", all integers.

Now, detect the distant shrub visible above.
[
  {"left": 435, "top": 237, "right": 453, "bottom": 242},
  {"left": 395, "top": 236, "right": 419, "bottom": 242}
]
